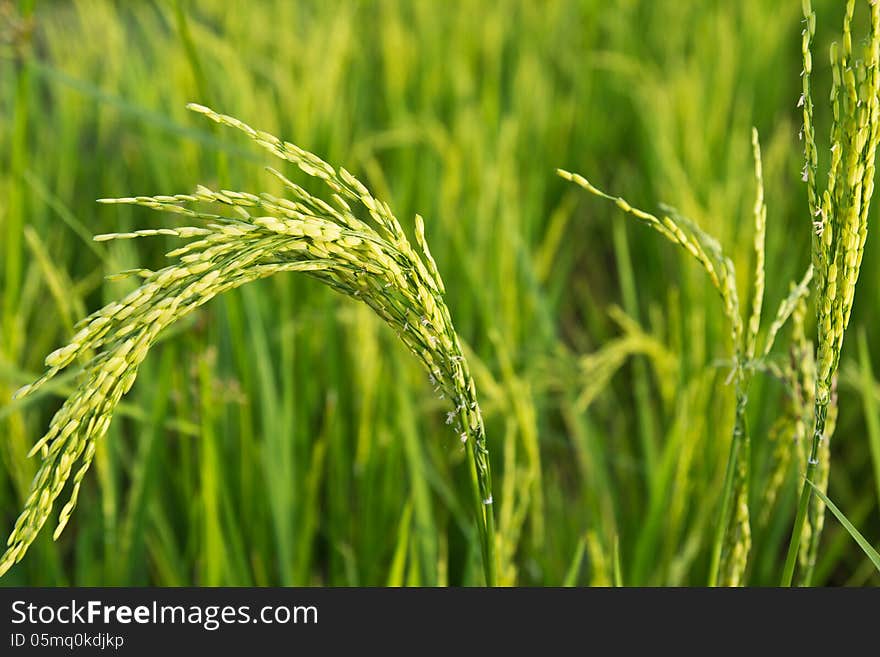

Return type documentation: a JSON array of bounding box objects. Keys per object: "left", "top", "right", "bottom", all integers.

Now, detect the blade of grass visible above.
[
  {"left": 3, "top": 0, "right": 36, "bottom": 354},
  {"left": 387, "top": 501, "right": 413, "bottom": 587},
  {"left": 857, "top": 332, "right": 880, "bottom": 510},
  {"left": 612, "top": 534, "right": 623, "bottom": 587},
  {"left": 563, "top": 534, "right": 586, "bottom": 586},
  {"left": 806, "top": 480, "right": 880, "bottom": 573}
]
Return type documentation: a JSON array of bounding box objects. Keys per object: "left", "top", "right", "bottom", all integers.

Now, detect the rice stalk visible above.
[
  {"left": 0, "top": 104, "right": 497, "bottom": 585},
  {"left": 781, "top": 0, "right": 880, "bottom": 586}
]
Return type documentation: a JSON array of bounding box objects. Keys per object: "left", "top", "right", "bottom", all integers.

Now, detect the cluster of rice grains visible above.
[
  {"left": 0, "top": 105, "right": 497, "bottom": 584},
  {"left": 561, "top": 0, "right": 880, "bottom": 587},
  {"left": 782, "top": 0, "right": 880, "bottom": 585}
]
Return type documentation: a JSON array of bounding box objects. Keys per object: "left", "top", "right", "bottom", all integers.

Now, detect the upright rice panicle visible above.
[
  {"left": 782, "top": 0, "right": 880, "bottom": 586},
  {"left": 560, "top": 0, "right": 880, "bottom": 587},
  {"left": 0, "top": 105, "right": 497, "bottom": 584}
]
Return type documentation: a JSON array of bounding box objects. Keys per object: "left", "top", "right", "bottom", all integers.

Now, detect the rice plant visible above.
[
  {"left": 561, "top": 0, "right": 880, "bottom": 586},
  {"left": 0, "top": 105, "right": 497, "bottom": 585},
  {"left": 557, "top": 161, "right": 810, "bottom": 585},
  {"left": 781, "top": 0, "right": 880, "bottom": 586},
  {"left": 3, "top": 0, "right": 879, "bottom": 588}
]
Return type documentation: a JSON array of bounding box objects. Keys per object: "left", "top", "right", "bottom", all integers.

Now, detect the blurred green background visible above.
[{"left": 1, "top": 0, "right": 878, "bottom": 586}]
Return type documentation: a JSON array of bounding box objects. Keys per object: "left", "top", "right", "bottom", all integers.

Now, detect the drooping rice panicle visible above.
[
  {"left": 559, "top": 120, "right": 827, "bottom": 586},
  {"left": 557, "top": 167, "right": 753, "bottom": 585},
  {"left": 0, "top": 105, "right": 497, "bottom": 584}
]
